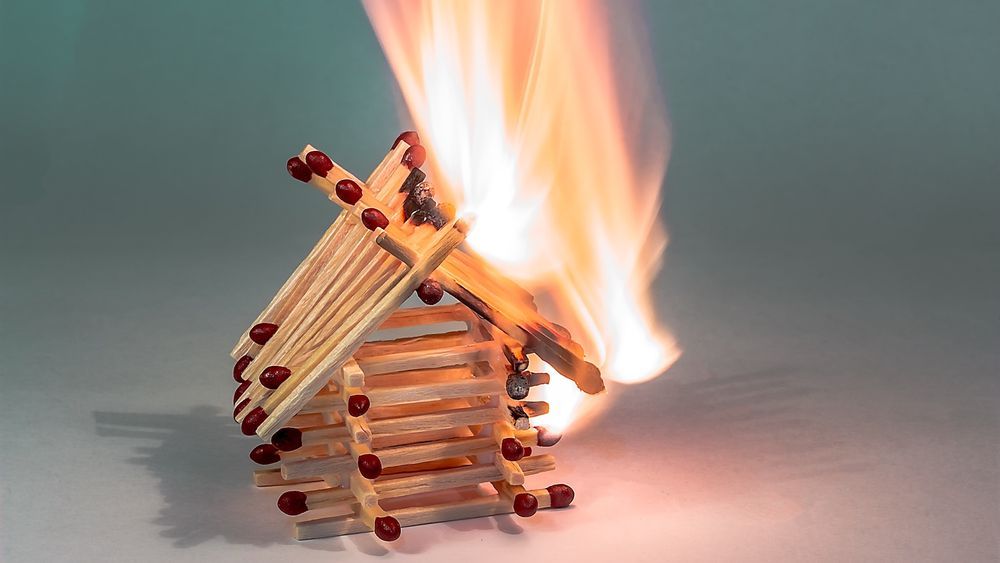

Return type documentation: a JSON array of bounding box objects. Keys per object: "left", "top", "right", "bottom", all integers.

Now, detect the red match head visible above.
[
  {"left": 374, "top": 516, "right": 401, "bottom": 542},
  {"left": 347, "top": 394, "right": 371, "bottom": 417},
  {"left": 361, "top": 208, "right": 389, "bottom": 231},
  {"left": 416, "top": 279, "right": 443, "bottom": 305},
  {"left": 233, "top": 354, "right": 253, "bottom": 382},
  {"left": 401, "top": 145, "right": 426, "bottom": 169},
  {"left": 259, "top": 365, "right": 292, "bottom": 390},
  {"left": 535, "top": 426, "right": 563, "bottom": 447},
  {"left": 501, "top": 437, "right": 525, "bottom": 461},
  {"left": 335, "top": 178, "right": 363, "bottom": 205},
  {"left": 392, "top": 130, "right": 419, "bottom": 149},
  {"left": 286, "top": 157, "right": 312, "bottom": 183},
  {"left": 305, "top": 150, "right": 334, "bottom": 177},
  {"left": 358, "top": 454, "right": 383, "bottom": 479},
  {"left": 240, "top": 407, "right": 267, "bottom": 436},
  {"left": 249, "top": 444, "right": 280, "bottom": 465},
  {"left": 271, "top": 427, "right": 303, "bottom": 452},
  {"left": 546, "top": 484, "right": 575, "bottom": 508},
  {"left": 233, "top": 379, "right": 251, "bottom": 404},
  {"left": 513, "top": 493, "right": 538, "bottom": 517},
  {"left": 277, "top": 491, "right": 308, "bottom": 516},
  {"left": 233, "top": 398, "right": 250, "bottom": 420},
  {"left": 249, "top": 323, "right": 278, "bottom": 345}
]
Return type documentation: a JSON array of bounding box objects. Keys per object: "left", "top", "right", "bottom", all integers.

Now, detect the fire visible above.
[{"left": 364, "top": 0, "right": 679, "bottom": 432}]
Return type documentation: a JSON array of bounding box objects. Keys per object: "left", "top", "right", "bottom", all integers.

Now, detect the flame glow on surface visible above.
[{"left": 364, "top": 0, "right": 679, "bottom": 433}]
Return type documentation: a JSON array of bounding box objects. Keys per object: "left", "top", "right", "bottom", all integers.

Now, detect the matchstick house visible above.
[{"left": 230, "top": 132, "right": 605, "bottom": 542}]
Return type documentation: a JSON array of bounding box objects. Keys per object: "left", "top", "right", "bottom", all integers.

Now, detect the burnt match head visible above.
[
  {"left": 416, "top": 279, "right": 443, "bottom": 305},
  {"left": 500, "top": 437, "right": 525, "bottom": 461},
  {"left": 233, "top": 379, "right": 251, "bottom": 404},
  {"left": 502, "top": 347, "right": 530, "bottom": 373},
  {"left": 513, "top": 493, "right": 539, "bottom": 517},
  {"left": 277, "top": 491, "right": 308, "bottom": 516},
  {"left": 347, "top": 394, "right": 371, "bottom": 417},
  {"left": 335, "top": 178, "right": 363, "bottom": 205},
  {"left": 403, "top": 180, "right": 448, "bottom": 228},
  {"left": 374, "top": 515, "right": 402, "bottom": 542},
  {"left": 358, "top": 453, "right": 383, "bottom": 479},
  {"left": 305, "top": 150, "right": 334, "bottom": 177},
  {"left": 361, "top": 208, "right": 390, "bottom": 231},
  {"left": 392, "top": 130, "right": 420, "bottom": 149},
  {"left": 398, "top": 167, "right": 426, "bottom": 195},
  {"left": 401, "top": 144, "right": 426, "bottom": 169},
  {"left": 505, "top": 372, "right": 530, "bottom": 400},
  {"left": 233, "top": 354, "right": 253, "bottom": 383},
  {"left": 286, "top": 157, "right": 312, "bottom": 183},
  {"left": 249, "top": 323, "right": 278, "bottom": 345},
  {"left": 240, "top": 407, "right": 267, "bottom": 436},
  {"left": 546, "top": 483, "right": 575, "bottom": 508},
  {"left": 249, "top": 444, "right": 280, "bottom": 465},
  {"left": 259, "top": 365, "right": 292, "bottom": 390},
  {"left": 508, "top": 405, "right": 530, "bottom": 430},
  {"left": 271, "top": 427, "right": 303, "bottom": 451}
]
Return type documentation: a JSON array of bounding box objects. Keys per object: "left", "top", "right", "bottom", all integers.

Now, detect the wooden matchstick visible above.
[
  {"left": 294, "top": 486, "right": 563, "bottom": 540},
  {"left": 284, "top": 455, "right": 555, "bottom": 516},
  {"left": 230, "top": 141, "right": 412, "bottom": 359},
  {"left": 255, "top": 218, "right": 469, "bottom": 438}
]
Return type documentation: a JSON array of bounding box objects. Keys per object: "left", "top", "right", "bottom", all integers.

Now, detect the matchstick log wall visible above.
[{"left": 230, "top": 132, "right": 605, "bottom": 542}]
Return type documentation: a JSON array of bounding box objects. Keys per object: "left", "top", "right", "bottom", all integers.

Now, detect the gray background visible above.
[{"left": 1, "top": 1, "right": 997, "bottom": 561}]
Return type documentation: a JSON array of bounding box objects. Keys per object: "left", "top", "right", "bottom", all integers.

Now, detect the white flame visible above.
[{"left": 365, "top": 0, "right": 679, "bottom": 432}]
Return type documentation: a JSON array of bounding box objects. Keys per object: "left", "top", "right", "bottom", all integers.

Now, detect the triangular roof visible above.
[{"left": 233, "top": 139, "right": 603, "bottom": 439}]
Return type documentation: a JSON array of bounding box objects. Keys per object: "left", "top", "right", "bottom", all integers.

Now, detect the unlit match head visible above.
[
  {"left": 233, "top": 354, "right": 253, "bottom": 382},
  {"left": 347, "top": 394, "right": 371, "bottom": 417},
  {"left": 249, "top": 323, "right": 278, "bottom": 345},
  {"left": 249, "top": 444, "right": 280, "bottom": 465},
  {"left": 286, "top": 157, "right": 312, "bottom": 183},
  {"left": 501, "top": 437, "right": 525, "bottom": 461},
  {"left": 240, "top": 407, "right": 268, "bottom": 436},
  {"left": 271, "top": 427, "right": 303, "bottom": 452},
  {"left": 546, "top": 484, "right": 575, "bottom": 508},
  {"left": 513, "top": 493, "right": 539, "bottom": 518},
  {"left": 277, "top": 491, "right": 308, "bottom": 516},
  {"left": 358, "top": 453, "right": 383, "bottom": 479},
  {"left": 335, "top": 178, "right": 363, "bottom": 205},
  {"left": 361, "top": 208, "right": 389, "bottom": 231},
  {"left": 233, "top": 380, "right": 251, "bottom": 404},
  {"left": 391, "top": 130, "right": 420, "bottom": 149},
  {"left": 305, "top": 150, "right": 333, "bottom": 177},
  {"left": 233, "top": 398, "right": 250, "bottom": 420},
  {"left": 401, "top": 145, "right": 426, "bottom": 169},
  {"left": 416, "top": 279, "right": 443, "bottom": 305},
  {"left": 259, "top": 365, "right": 292, "bottom": 390},
  {"left": 374, "top": 516, "right": 402, "bottom": 542}
]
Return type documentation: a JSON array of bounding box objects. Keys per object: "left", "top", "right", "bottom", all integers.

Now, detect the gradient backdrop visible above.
[{"left": 2, "top": 1, "right": 998, "bottom": 561}]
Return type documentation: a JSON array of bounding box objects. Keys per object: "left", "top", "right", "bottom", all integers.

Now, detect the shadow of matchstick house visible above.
[{"left": 94, "top": 406, "right": 294, "bottom": 548}]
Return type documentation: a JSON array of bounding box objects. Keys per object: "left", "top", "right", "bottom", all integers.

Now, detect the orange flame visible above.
[{"left": 364, "top": 0, "right": 679, "bottom": 432}]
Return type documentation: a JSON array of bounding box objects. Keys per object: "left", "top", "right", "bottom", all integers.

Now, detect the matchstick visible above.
[
  {"left": 294, "top": 486, "right": 569, "bottom": 541},
  {"left": 230, "top": 141, "right": 412, "bottom": 359}
]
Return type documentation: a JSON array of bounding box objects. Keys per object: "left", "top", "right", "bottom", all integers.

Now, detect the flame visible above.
[{"left": 364, "top": 0, "right": 679, "bottom": 432}]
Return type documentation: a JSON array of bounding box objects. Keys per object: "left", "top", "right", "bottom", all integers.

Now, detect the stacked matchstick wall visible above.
[{"left": 230, "top": 132, "right": 604, "bottom": 542}]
